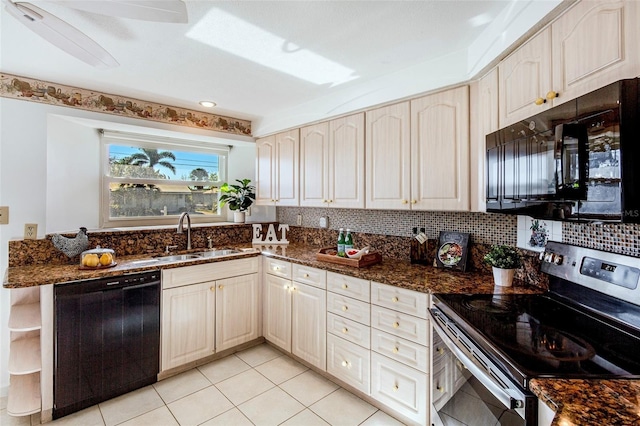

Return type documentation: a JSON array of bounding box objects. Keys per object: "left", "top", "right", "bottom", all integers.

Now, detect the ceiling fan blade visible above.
[
  {"left": 58, "top": 1, "right": 188, "bottom": 23},
  {"left": 4, "top": 0, "right": 119, "bottom": 69}
]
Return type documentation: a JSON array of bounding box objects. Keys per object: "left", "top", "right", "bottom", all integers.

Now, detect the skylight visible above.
[{"left": 186, "top": 8, "right": 359, "bottom": 87}]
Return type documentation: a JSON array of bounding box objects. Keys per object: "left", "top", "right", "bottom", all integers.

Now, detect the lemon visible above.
[
  {"left": 99, "top": 253, "right": 113, "bottom": 266},
  {"left": 85, "top": 254, "right": 100, "bottom": 267}
]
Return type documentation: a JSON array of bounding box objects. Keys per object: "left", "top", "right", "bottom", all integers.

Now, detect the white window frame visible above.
[{"left": 100, "top": 130, "right": 229, "bottom": 228}]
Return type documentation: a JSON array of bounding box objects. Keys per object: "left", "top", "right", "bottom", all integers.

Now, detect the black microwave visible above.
[{"left": 486, "top": 78, "right": 640, "bottom": 222}]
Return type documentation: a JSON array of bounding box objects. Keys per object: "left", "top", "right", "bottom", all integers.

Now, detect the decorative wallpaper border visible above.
[{"left": 0, "top": 73, "right": 252, "bottom": 136}]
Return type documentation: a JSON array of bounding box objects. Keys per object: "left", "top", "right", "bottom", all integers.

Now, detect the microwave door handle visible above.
[{"left": 430, "top": 311, "right": 525, "bottom": 413}]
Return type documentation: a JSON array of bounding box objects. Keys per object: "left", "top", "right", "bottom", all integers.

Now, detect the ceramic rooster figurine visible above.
[{"left": 52, "top": 227, "right": 89, "bottom": 258}]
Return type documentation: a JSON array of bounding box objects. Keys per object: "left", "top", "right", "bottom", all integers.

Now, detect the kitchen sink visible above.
[
  {"left": 155, "top": 254, "right": 203, "bottom": 262},
  {"left": 198, "top": 249, "right": 241, "bottom": 257}
]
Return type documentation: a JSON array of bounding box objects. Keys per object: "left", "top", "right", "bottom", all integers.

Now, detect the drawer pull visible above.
[
  {"left": 342, "top": 283, "right": 348, "bottom": 289},
  {"left": 218, "top": 285, "right": 224, "bottom": 289},
  {"left": 274, "top": 266, "right": 280, "bottom": 271},
  {"left": 393, "top": 385, "right": 399, "bottom": 392},
  {"left": 342, "top": 328, "right": 348, "bottom": 334},
  {"left": 436, "top": 347, "right": 444, "bottom": 355},
  {"left": 437, "top": 385, "right": 445, "bottom": 393},
  {"left": 341, "top": 360, "right": 351, "bottom": 368},
  {"left": 342, "top": 306, "right": 348, "bottom": 312},
  {"left": 284, "top": 284, "right": 290, "bottom": 289},
  {"left": 393, "top": 322, "right": 400, "bottom": 329},
  {"left": 392, "top": 346, "right": 399, "bottom": 354},
  {"left": 303, "top": 273, "right": 309, "bottom": 278},
  {"left": 392, "top": 296, "right": 399, "bottom": 303}
]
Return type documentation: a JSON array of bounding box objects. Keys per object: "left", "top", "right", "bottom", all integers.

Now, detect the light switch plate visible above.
[
  {"left": 24, "top": 223, "right": 38, "bottom": 239},
  {"left": 0, "top": 206, "right": 8, "bottom": 225}
]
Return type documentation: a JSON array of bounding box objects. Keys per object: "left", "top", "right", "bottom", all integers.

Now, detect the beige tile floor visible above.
[{"left": 1, "top": 343, "right": 406, "bottom": 426}]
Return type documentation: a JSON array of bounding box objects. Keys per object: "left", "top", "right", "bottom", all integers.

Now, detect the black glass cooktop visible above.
[{"left": 434, "top": 293, "right": 640, "bottom": 385}]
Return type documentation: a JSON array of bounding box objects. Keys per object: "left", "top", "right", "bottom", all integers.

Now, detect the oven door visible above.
[{"left": 430, "top": 306, "right": 538, "bottom": 426}]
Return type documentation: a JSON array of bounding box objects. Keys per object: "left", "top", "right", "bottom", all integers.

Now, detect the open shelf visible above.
[
  {"left": 8, "top": 337, "right": 41, "bottom": 375},
  {"left": 8, "top": 303, "right": 41, "bottom": 332},
  {"left": 7, "top": 373, "right": 41, "bottom": 417}
]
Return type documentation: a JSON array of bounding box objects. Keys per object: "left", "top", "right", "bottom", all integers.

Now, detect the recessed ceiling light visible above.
[{"left": 199, "top": 101, "right": 216, "bottom": 108}]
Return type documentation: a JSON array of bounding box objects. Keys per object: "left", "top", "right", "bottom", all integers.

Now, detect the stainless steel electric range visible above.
[{"left": 429, "top": 242, "right": 640, "bottom": 425}]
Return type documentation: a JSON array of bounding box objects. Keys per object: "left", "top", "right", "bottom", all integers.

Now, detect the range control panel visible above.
[
  {"left": 580, "top": 257, "right": 639, "bottom": 289},
  {"left": 541, "top": 242, "right": 640, "bottom": 302}
]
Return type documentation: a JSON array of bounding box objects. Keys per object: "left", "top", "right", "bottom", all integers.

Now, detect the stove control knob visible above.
[{"left": 553, "top": 255, "right": 564, "bottom": 265}]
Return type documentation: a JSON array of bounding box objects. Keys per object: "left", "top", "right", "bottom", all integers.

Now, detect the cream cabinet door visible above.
[
  {"left": 291, "top": 282, "right": 326, "bottom": 370},
  {"left": 330, "top": 113, "right": 365, "bottom": 209},
  {"left": 215, "top": 274, "right": 259, "bottom": 352},
  {"left": 470, "top": 68, "right": 499, "bottom": 212},
  {"left": 366, "top": 102, "right": 411, "bottom": 210},
  {"left": 255, "top": 130, "right": 299, "bottom": 206},
  {"left": 300, "top": 122, "right": 329, "bottom": 207},
  {"left": 410, "top": 86, "right": 470, "bottom": 211},
  {"left": 255, "top": 135, "right": 276, "bottom": 206},
  {"left": 263, "top": 274, "right": 292, "bottom": 352},
  {"left": 552, "top": 0, "right": 640, "bottom": 105},
  {"left": 274, "top": 130, "right": 299, "bottom": 206},
  {"left": 499, "top": 27, "right": 553, "bottom": 127},
  {"left": 161, "top": 282, "right": 215, "bottom": 371}
]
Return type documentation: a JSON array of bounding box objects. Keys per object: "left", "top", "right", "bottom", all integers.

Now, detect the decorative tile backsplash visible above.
[
  {"left": 563, "top": 222, "right": 640, "bottom": 257},
  {"left": 516, "top": 216, "right": 563, "bottom": 253},
  {"left": 278, "top": 207, "right": 640, "bottom": 258},
  {"left": 277, "top": 207, "right": 517, "bottom": 246}
]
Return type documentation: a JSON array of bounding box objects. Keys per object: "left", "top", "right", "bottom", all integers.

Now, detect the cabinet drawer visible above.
[
  {"left": 431, "top": 360, "right": 451, "bottom": 410},
  {"left": 327, "top": 334, "right": 370, "bottom": 394},
  {"left": 162, "top": 257, "right": 259, "bottom": 289},
  {"left": 371, "top": 282, "right": 428, "bottom": 319},
  {"left": 371, "top": 329, "right": 427, "bottom": 373},
  {"left": 371, "top": 305, "right": 428, "bottom": 345},
  {"left": 327, "top": 292, "right": 370, "bottom": 326},
  {"left": 370, "top": 352, "right": 427, "bottom": 424},
  {"left": 292, "top": 264, "right": 326, "bottom": 289},
  {"left": 327, "top": 272, "right": 370, "bottom": 302},
  {"left": 263, "top": 257, "right": 292, "bottom": 279},
  {"left": 327, "top": 312, "right": 370, "bottom": 349}
]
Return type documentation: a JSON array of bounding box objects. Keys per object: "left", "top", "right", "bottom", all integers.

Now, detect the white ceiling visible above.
[{"left": 1, "top": 1, "right": 563, "bottom": 136}]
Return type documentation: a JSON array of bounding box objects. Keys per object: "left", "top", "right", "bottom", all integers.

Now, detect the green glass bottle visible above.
[
  {"left": 345, "top": 229, "right": 354, "bottom": 252},
  {"left": 337, "top": 228, "right": 345, "bottom": 257}
]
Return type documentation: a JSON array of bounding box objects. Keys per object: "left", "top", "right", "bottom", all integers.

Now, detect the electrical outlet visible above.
[
  {"left": 319, "top": 216, "right": 328, "bottom": 228},
  {"left": 0, "top": 206, "right": 8, "bottom": 225},
  {"left": 24, "top": 223, "right": 38, "bottom": 239},
  {"left": 296, "top": 214, "right": 302, "bottom": 226},
  {"left": 246, "top": 207, "right": 251, "bottom": 216}
]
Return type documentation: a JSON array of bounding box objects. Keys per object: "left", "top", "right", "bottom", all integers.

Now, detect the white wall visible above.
[{"left": 0, "top": 97, "right": 267, "bottom": 396}]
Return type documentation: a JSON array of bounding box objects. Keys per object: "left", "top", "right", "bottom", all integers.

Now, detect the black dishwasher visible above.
[{"left": 53, "top": 270, "right": 160, "bottom": 419}]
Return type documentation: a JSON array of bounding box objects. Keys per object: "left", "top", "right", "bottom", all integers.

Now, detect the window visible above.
[{"left": 101, "top": 131, "right": 228, "bottom": 227}]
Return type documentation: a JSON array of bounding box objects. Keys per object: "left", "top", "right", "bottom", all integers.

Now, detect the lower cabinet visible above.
[
  {"left": 327, "top": 333, "right": 371, "bottom": 394},
  {"left": 371, "top": 352, "right": 428, "bottom": 424},
  {"left": 162, "top": 282, "right": 216, "bottom": 370},
  {"left": 263, "top": 259, "right": 327, "bottom": 371},
  {"left": 215, "top": 274, "right": 260, "bottom": 352},
  {"left": 161, "top": 257, "right": 259, "bottom": 372}
]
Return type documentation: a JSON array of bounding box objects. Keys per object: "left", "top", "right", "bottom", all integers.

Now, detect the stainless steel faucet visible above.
[{"left": 177, "top": 212, "right": 192, "bottom": 250}]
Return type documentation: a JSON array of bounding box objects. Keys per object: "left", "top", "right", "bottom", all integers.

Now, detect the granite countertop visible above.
[
  {"left": 5, "top": 243, "right": 637, "bottom": 425},
  {"left": 530, "top": 378, "right": 640, "bottom": 425}
]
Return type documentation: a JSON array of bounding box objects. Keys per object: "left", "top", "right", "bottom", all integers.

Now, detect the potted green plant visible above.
[
  {"left": 483, "top": 244, "right": 522, "bottom": 287},
  {"left": 218, "top": 178, "right": 256, "bottom": 223}
]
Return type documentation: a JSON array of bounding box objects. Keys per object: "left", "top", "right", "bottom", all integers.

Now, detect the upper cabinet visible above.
[
  {"left": 365, "top": 102, "right": 411, "bottom": 210},
  {"left": 470, "top": 68, "right": 499, "bottom": 212},
  {"left": 499, "top": 28, "right": 553, "bottom": 126},
  {"left": 255, "top": 130, "right": 299, "bottom": 206},
  {"left": 499, "top": 0, "right": 640, "bottom": 127},
  {"left": 410, "top": 86, "right": 470, "bottom": 211},
  {"left": 551, "top": 0, "right": 640, "bottom": 104},
  {"left": 300, "top": 113, "right": 365, "bottom": 209}
]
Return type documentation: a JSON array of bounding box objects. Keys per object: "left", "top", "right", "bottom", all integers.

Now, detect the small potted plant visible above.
[
  {"left": 483, "top": 244, "right": 522, "bottom": 287},
  {"left": 219, "top": 178, "right": 256, "bottom": 223}
]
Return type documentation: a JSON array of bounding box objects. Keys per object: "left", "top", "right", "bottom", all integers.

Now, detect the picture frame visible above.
[{"left": 435, "top": 231, "right": 470, "bottom": 272}]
